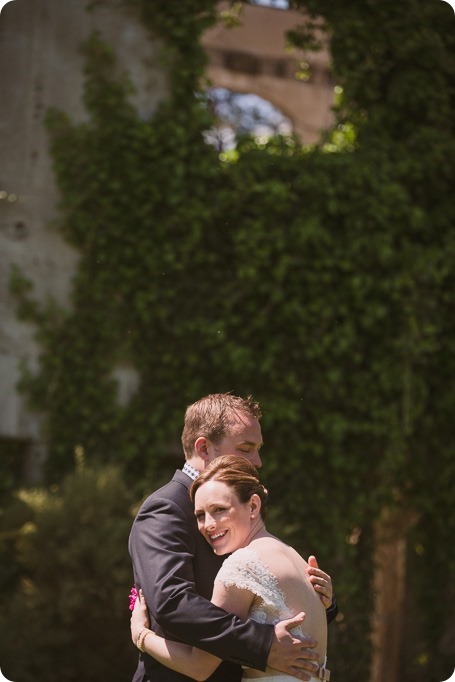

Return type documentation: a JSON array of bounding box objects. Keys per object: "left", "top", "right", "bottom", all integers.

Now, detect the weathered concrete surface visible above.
[{"left": 0, "top": 0, "right": 167, "bottom": 448}]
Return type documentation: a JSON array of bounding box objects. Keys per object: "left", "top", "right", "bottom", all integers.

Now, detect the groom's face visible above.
[{"left": 206, "top": 413, "right": 263, "bottom": 468}]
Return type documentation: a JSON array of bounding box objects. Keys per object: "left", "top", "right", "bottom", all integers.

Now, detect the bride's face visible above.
[{"left": 194, "top": 480, "right": 258, "bottom": 556}]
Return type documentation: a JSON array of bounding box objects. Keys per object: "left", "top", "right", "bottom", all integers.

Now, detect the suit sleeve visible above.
[
  {"left": 326, "top": 595, "right": 338, "bottom": 624},
  {"left": 129, "top": 493, "right": 274, "bottom": 671}
]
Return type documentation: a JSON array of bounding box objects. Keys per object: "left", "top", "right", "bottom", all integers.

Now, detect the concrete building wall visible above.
[{"left": 0, "top": 0, "right": 167, "bottom": 461}]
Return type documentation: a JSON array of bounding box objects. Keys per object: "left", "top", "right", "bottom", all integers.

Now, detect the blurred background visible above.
[{"left": 0, "top": 1, "right": 454, "bottom": 681}]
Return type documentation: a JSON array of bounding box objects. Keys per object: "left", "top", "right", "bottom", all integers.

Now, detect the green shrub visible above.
[{"left": 0, "top": 462, "right": 138, "bottom": 682}]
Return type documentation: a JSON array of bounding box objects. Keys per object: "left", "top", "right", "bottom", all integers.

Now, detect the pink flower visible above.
[{"left": 129, "top": 585, "right": 138, "bottom": 611}]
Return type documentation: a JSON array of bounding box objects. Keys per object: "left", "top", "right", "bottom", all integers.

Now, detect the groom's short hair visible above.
[{"left": 181, "top": 393, "right": 262, "bottom": 459}]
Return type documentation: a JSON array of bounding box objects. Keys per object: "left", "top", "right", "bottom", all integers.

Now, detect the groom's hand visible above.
[
  {"left": 268, "top": 612, "right": 319, "bottom": 681},
  {"left": 307, "top": 555, "right": 333, "bottom": 609}
]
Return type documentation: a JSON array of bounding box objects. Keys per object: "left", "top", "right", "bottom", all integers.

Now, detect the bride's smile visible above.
[{"left": 194, "top": 480, "right": 263, "bottom": 555}]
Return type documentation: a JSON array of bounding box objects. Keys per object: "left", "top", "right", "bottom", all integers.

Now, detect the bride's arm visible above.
[
  {"left": 131, "top": 588, "right": 253, "bottom": 681},
  {"left": 139, "top": 633, "right": 220, "bottom": 681}
]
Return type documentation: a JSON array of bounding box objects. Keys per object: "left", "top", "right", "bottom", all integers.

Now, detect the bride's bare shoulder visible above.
[{"left": 249, "top": 535, "right": 308, "bottom": 569}]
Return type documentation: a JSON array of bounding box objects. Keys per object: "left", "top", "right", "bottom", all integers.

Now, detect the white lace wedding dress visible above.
[{"left": 216, "top": 547, "right": 330, "bottom": 682}]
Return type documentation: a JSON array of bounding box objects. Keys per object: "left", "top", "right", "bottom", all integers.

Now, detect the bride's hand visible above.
[{"left": 130, "top": 589, "right": 150, "bottom": 644}]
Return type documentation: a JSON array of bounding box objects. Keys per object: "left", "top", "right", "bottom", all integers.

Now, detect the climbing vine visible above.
[{"left": 7, "top": 1, "right": 455, "bottom": 681}]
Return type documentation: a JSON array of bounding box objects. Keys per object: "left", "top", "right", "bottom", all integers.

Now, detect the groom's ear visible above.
[{"left": 194, "top": 436, "right": 210, "bottom": 462}]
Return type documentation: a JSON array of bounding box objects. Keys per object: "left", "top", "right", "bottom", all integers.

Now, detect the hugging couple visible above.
[{"left": 129, "top": 393, "right": 337, "bottom": 682}]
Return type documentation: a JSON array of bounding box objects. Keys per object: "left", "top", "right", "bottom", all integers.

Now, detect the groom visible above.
[{"left": 129, "top": 393, "right": 337, "bottom": 682}]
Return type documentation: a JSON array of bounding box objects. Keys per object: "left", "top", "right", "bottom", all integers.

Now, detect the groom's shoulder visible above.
[{"left": 137, "top": 469, "right": 191, "bottom": 510}]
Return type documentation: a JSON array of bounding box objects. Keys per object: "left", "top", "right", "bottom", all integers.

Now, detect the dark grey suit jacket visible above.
[{"left": 129, "top": 470, "right": 274, "bottom": 682}]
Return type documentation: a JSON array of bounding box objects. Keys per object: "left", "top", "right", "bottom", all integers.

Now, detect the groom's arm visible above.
[{"left": 326, "top": 596, "right": 338, "bottom": 623}]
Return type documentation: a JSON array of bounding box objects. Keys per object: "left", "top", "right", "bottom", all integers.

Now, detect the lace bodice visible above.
[
  {"left": 216, "top": 547, "right": 328, "bottom": 680},
  {"left": 216, "top": 547, "right": 303, "bottom": 635}
]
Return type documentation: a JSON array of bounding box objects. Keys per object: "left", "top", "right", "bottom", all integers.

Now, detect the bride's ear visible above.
[{"left": 249, "top": 494, "right": 261, "bottom": 519}]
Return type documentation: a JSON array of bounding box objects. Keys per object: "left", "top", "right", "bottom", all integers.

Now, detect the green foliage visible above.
[
  {"left": 0, "top": 462, "right": 138, "bottom": 682},
  {"left": 7, "top": 0, "right": 455, "bottom": 680},
  {"left": 292, "top": 0, "right": 455, "bottom": 141},
  {"left": 0, "top": 437, "right": 28, "bottom": 499}
]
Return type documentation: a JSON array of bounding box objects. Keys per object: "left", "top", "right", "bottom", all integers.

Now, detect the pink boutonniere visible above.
[{"left": 129, "top": 584, "right": 138, "bottom": 611}]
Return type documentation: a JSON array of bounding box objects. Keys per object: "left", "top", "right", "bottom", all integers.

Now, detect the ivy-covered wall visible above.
[{"left": 2, "top": 1, "right": 454, "bottom": 681}]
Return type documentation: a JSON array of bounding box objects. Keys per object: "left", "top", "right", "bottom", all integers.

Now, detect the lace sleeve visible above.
[
  {"left": 217, "top": 549, "right": 324, "bottom": 660},
  {"left": 215, "top": 547, "right": 287, "bottom": 612}
]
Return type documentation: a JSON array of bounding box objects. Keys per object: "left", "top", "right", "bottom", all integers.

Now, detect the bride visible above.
[{"left": 131, "top": 455, "right": 331, "bottom": 682}]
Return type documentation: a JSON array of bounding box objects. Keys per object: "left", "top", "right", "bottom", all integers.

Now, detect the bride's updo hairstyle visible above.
[{"left": 190, "top": 454, "right": 269, "bottom": 520}]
